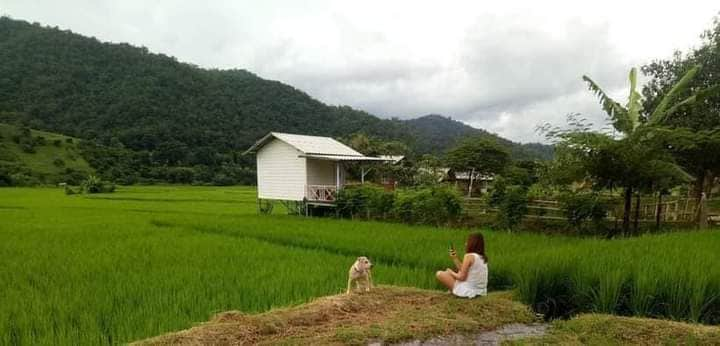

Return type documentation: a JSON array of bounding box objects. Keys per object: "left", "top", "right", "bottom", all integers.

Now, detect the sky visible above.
[{"left": 2, "top": 1, "right": 719, "bottom": 143}]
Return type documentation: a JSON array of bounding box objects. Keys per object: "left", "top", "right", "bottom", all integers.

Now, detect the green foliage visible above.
[
  {"left": 0, "top": 166, "right": 11, "bottom": 186},
  {"left": 80, "top": 174, "right": 115, "bottom": 194},
  {"left": 495, "top": 186, "right": 528, "bottom": 230},
  {"left": 445, "top": 137, "right": 510, "bottom": 176},
  {"left": 336, "top": 184, "right": 395, "bottom": 219},
  {"left": 558, "top": 191, "right": 609, "bottom": 235},
  {"left": 336, "top": 185, "right": 461, "bottom": 225},
  {"left": 393, "top": 186, "right": 463, "bottom": 226},
  {"left": 642, "top": 17, "right": 720, "bottom": 209},
  {"left": 0, "top": 123, "right": 92, "bottom": 186}
]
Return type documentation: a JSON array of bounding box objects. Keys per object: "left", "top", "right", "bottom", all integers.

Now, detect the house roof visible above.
[
  {"left": 377, "top": 155, "right": 405, "bottom": 163},
  {"left": 299, "top": 154, "right": 389, "bottom": 161},
  {"left": 243, "top": 132, "right": 393, "bottom": 162},
  {"left": 243, "top": 132, "right": 362, "bottom": 156}
]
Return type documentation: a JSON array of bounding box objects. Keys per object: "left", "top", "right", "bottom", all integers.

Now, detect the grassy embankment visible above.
[{"left": 0, "top": 123, "right": 92, "bottom": 184}]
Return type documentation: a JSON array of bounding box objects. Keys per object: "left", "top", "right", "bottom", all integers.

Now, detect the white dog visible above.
[{"left": 347, "top": 256, "right": 374, "bottom": 294}]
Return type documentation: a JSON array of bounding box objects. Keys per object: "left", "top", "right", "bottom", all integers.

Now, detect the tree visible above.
[
  {"left": 445, "top": 137, "right": 510, "bottom": 197},
  {"left": 642, "top": 17, "right": 720, "bottom": 227},
  {"left": 546, "top": 65, "right": 713, "bottom": 235}
]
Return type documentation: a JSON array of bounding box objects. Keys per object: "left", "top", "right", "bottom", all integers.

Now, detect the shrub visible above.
[
  {"left": 165, "top": 167, "right": 195, "bottom": 184},
  {"left": 211, "top": 173, "right": 236, "bottom": 186},
  {"left": 65, "top": 138, "right": 73, "bottom": 144},
  {"left": 336, "top": 185, "right": 394, "bottom": 219},
  {"left": 0, "top": 167, "right": 11, "bottom": 187},
  {"left": 558, "top": 191, "right": 609, "bottom": 235},
  {"left": 52, "top": 139, "right": 62, "bottom": 147},
  {"left": 392, "top": 185, "right": 462, "bottom": 226},
  {"left": 496, "top": 186, "right": 528, "bottom": 230},
  {"left": 34, "top": 136, "right": 46, "bottom": 146},
  {"left": 80, "top": 175, "right": 115, "bottom": 194},
  {"left": 9, "top": 173, "right": 40, "bottom": 186},
  {"left": 20, "top": 142, "right": 35, "bottom": 153},
  {"left": 52, "top": 157, "right": 65, "bottom": 167},
  {"left": 62, "top": 168, "right": 89, "bottom": 186}
]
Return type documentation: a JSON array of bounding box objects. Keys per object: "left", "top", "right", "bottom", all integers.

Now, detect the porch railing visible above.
[{"left": 307, "top": 185, "right": 338, "bottom": 202}]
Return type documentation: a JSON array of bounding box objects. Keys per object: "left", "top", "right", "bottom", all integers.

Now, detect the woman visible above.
[{"left": 435, "top": 232, "right": 488, "bottom": 298}]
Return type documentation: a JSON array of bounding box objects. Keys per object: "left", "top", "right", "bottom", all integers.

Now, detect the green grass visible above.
[
  {"left": 0, "top": 186, "right": 718, "bottom": 345},
  {"left": 515, "top": 314, "right": 720, "bottom": 345},
  {"left": 0, "top": 123, "right": 92, "bottom": 183}
]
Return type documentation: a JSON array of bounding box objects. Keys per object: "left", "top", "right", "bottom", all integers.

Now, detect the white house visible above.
[{"left": 243, "top": 132, "right": 388, "bottom": 205}]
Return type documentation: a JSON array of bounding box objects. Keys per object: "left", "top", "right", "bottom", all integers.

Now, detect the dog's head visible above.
[{"left": 354, "top": 256, "right": 373, "bottom": 272}]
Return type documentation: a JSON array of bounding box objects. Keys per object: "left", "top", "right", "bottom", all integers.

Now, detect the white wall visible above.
[
  {"left": 306, "top": 159, "right": 336, "bottom": 186},
  {"left": 256, "top": 139, "right": 306, "bottom": 201}
]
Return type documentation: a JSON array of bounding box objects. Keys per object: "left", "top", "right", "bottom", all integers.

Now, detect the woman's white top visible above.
[{"left": 452, "top": 253, "right": 488, "bottom": 298}]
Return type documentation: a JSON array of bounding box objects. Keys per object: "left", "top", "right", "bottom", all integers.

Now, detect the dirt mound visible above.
[{"left": 134, "top": 286, "right": 537, "bottom": 345}]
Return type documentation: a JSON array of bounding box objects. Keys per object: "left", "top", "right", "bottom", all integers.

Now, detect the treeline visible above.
[{"left": 0, "top": 16, "right": 551, "bottom": 185}]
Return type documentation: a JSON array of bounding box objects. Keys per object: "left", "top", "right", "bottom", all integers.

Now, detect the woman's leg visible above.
[{"left": 435, "top": 270, "right": 456, "bottom": 290}]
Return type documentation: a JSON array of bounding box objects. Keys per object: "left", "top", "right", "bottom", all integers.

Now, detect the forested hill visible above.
[
  {"left": 405, "top": 115, "right": 553, "bottom": 160},
  {"left": 0, "top": 17, "right": 551, "bottom": 183}
]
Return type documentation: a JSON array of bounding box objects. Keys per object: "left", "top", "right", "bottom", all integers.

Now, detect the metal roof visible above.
[
  {"left": 243, "top": 132, "right": 364, "bottom": 156},
  {"left": 299, "top": 154, "right": 390, "bottom": 161},
  {"left": 377, "top": 155, "right": 405, "bottom": 163}
]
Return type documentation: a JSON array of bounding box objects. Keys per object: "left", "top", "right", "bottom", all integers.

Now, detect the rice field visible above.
[{"left": 0, "top": 186, "right": 718, "bottom": 345}]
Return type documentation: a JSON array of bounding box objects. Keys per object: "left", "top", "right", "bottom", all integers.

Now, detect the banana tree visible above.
[{"left": 580, "top": 65, "right": 717, "bottom": 233}]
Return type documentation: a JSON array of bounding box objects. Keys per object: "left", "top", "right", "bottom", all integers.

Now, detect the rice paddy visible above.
[{"left": 0, "top": 186, "right": 718, "bottom": 345}]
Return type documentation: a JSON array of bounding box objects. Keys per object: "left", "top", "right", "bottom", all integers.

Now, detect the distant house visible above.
[
  {"left": 443, "top": 169, "right": 494, "bottom": 196},
  {"left": 243, "top": 132, "right": 389, "bottom": 208}
]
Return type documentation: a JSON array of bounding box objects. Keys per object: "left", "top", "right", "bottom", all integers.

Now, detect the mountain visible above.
[
  {"left": 405, "top": 115, "right": 553, "bottom": 160},
  {"left": 0, "top": 17, "right": 552, "bottom": 184},
  {"left": 0, "top": 122, "right": 92, "bottom": 185}
]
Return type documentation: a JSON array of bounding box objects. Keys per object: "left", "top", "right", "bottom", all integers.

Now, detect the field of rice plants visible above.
[{"left": 0, "top": 186, "right": 718, "bottom": 344}]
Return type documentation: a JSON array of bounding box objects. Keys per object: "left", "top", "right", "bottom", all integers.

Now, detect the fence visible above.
[{"left": 462, "top": 197, "right": 720, "bottom": 225}]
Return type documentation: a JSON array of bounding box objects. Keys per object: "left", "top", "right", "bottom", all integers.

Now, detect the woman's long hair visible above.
[{"left": 465, "top": 232, "right": 488, "bottom": 263}]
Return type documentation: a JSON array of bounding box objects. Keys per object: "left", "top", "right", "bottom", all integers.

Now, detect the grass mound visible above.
[
  {"left": 519, "top": 314, "right": 720, "bottom": 345},
  {"left": 134, "top": 286, "right": 536, "bottom": 345}
]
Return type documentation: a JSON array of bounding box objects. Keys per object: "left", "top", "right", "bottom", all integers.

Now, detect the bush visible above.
[
  {"left": 393, "top": 185, "right": 462, "bottom": 226},
  {"left": 558, "top": 191, "right": 609, "bottom": 235},
  {"left": 165, "top": 167, "right": 195, "bottom": 184},
  {"left": 495, "top": 186, "right": 528, "bottom": 230},
  {"left": 211, "top": 173, "right": 236, "bottom": 186},
  {"left": 20, "top": 142, "right": 35, "bottom": 153},
  {"left": 0, "top": 167, "right": 11, "bottom": 186},
  {"left": 80, "top": 175, "right": 115, "bottom": 194},
  {"left": 9, "top": 173, "right": 40, "bottom": 186},
  {"left": 336, "top": 184, "right": 394, "bottom": 219},
  {"left": 52, "top": 139, "right": 62, "bottom": 147},
  {"left": 52, "top": 157, "right": 65, "bottom": 167},
  {"left": 34, "top": 136, "right": 46, "bottom": 146}
]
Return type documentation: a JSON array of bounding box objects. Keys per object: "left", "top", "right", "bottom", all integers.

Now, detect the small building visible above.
[{"left": 243, "top": 132, "right": 389, "bottom": 211}]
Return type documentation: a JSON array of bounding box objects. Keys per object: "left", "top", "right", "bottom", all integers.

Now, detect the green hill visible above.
[
  {"left": 406, "top": 114, "right": 554, "bottom": 160},
  {"left": 0, "top": 16, "right": 552, "bottom": 184},
  {"left": 0, "top": 122, "right": 92, "bottom": 185}
]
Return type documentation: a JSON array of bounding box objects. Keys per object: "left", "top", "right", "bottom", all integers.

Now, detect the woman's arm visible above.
[
  {"left": 450, "top": 254, "right": 474, "bottom": 281},
  {"left": 449, "top": 248, "right": 462, "bottom": 271}
]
